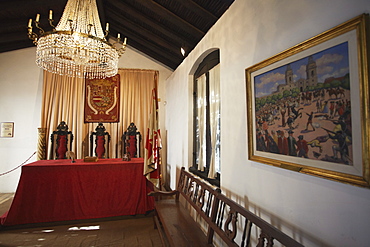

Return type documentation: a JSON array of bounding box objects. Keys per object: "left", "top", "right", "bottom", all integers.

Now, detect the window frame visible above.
[{"left": 189, "top": 50, "right": 220, "bottom": 187}]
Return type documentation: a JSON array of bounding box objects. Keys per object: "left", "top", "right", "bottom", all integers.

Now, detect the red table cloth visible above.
[{"left": 1, "top": 158, "right": 154, "bottom": 226}]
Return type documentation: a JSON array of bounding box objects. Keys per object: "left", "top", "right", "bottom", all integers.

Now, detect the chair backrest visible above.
[
  {"left": 90, "top": 123, "right": 110, "bottom": 159},
  {"left": 122, "top": 122, "right": 141, "bottom": 158},
  {"left": 50, "top": 121, "right": 73, "bottom": 159}
]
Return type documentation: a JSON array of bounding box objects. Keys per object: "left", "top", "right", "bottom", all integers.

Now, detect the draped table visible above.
[{"left": 1, "top": 158, "right": 154, "bottom": 226}]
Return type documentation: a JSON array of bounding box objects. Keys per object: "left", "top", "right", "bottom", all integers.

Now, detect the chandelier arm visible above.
[
  {"left": 34, "top": 20, "right": 45, "bottom": 36},
  {"left": 48, "top": 18, "right": 56, "bottom": 30},
  {"left": 27, "top": 28, "right": 38, "bottom": 44}
]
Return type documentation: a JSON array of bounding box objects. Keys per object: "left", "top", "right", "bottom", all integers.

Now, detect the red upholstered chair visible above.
[
  {"left": 122, "top": 123, "right": 141, "bottom": 158},
  {"left": 90, "top": 123, "right": 110, "bottom": 159},
  {"left": 49, "top": 121, "right": 74, "bottom": 159}
]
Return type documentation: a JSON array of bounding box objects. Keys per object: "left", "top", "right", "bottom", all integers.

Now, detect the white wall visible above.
[
  {"left": 164, "top": 0, "right": 370, "bottom": 246},
  {"left": 0, "top": 45, "right": 172, "bottom": 193},
  {"left": 0, "top": 48, "right": 42, "bottom": 193}
]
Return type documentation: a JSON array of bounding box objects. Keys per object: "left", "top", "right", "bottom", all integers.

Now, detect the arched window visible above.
[{"left": 190, "top": 50, "right": 220, "bottom": 186}]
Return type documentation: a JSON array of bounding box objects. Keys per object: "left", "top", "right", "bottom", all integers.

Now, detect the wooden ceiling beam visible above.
[
  {"left": 109, "top": 21, "right": 182, "bottom": 69},
  {"left": 96, "top": 0, "right": 106, "bottom": 29},
  {"left": 105, "top": 0, "right": 194, "bottom": 48},
  {"left": 169, "top": 0, "right": 218, "bottom": 22},
  {"left": 0, "top": 0, "right": 60, "bottom": 9},
  {"left": 107, "top": 8, "right": 185, "bottom": 58},
  {"left": 131, "top": 0, "right": 205, "bottom": 37},
  {"left": 0, "top": 31, "right": 30, "bottom": 44},
  {"left": 109, "top": 22, "right": 181, "bottom": 63},
  {"left": 0, "top": 0, "right": 66, "bottom": 20},
  {"left": 0, "top": 19, "right": 29, "bottom": 33},
  {"left": 0, "top": 40, "right": 33, "bottom": 53},
  {"left": 124, "top": 39, "right": 178, "bottom": 70}
]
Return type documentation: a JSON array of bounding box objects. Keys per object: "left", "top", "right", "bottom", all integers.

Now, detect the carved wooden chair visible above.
[
  {"left": 49, "top": 121, "right": 74, "bottom": 159},
  {"left": 122, "top": 122, "right": 141, "bottom": 158},
  {"left": 90, "top": 122, "right": 110, "bottom": 159}
]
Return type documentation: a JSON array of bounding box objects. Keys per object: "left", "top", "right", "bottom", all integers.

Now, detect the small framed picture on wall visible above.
[{"left": 1, "top": 122, "right": 14, "bottom": 138}]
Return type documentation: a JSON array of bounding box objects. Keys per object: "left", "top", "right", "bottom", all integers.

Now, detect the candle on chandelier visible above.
[
  {"left": 106, "top": 23, "right": 109, "bottom": 31},
  {"left": 36, "top": 14, "right": 40, "bottom": 22},
  {"left": 49, "top": 10, "right": 53, "bottom": 20},
  {"left": 123, "top": 37, "right": 127, "bottom": 45},
  {"left": 117, "top": 33, "right": 120, "bottom": 39},
  {"left": 28, "top": 19, "right": 32, "bottom": 28}
]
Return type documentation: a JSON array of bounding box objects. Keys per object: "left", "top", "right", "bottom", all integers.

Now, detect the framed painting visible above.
[{"left": 245, "top": 14, "right": 370, "bottom": 188}]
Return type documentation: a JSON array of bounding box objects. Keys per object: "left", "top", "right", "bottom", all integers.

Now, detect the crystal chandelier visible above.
[{"left": 27, "top": 0, "right": 126, "bottom": 79}]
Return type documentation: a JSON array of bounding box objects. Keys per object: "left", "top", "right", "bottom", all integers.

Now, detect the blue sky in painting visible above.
[{"left": 254, "top": 42, "right": 349, "bottom": 98}]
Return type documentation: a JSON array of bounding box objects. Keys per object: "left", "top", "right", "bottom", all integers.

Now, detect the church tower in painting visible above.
[
  {"left": 285, "top": 64, "right": 294, "bottom": 85},
  {"left": 306, "top": 55, "right": 318, "bottom": 87},
  {"left": 275, "top": 56, "right": 319, "bottom": 94}
]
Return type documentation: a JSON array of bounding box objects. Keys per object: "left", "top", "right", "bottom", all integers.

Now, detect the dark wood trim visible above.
[
  {"left": 192, "top": 49, "right": 220, "bottom": 186},
  {"left": 149, "top": 167, "right": 304, "bottom": 247}
]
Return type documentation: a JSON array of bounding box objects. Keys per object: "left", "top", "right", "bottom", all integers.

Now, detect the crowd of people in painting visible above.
[{"left": 255, "top": 87, "right": 352, "bottom": 165}]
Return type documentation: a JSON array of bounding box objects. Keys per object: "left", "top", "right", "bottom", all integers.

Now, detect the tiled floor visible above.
[{"left": 0, "top": 193, "right": 162, "bottom": 247}]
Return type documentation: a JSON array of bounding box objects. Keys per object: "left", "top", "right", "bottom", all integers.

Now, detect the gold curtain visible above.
[{"left": 41, "top": 68, "right": 158, "bottom": 159}]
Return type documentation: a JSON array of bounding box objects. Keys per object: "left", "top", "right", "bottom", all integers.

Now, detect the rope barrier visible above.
[{"left": 0, "top": 151, "right": 36, "bottom": 176}]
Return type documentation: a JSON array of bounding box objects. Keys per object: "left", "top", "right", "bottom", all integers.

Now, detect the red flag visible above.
[{"left": 144, "top": 88, "right": 161, "bottom": 179}]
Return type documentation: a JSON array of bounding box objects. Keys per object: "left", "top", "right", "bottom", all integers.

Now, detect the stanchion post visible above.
[{"left": 37, "top": 127, "right": 47, "bottom": 160}]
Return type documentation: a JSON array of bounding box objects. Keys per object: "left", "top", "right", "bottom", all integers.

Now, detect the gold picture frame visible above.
[{"left": 245, "top": 14, "right": 369, "bottom": 188}]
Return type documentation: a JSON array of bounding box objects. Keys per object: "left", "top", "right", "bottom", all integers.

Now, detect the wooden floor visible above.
[{"left": 0, "top": 193, "right": 163, "bottom": 247}]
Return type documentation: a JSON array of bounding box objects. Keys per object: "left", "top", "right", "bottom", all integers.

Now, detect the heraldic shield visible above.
[{"left": 84, "top": 74, "right": 120, "bottom": 123}]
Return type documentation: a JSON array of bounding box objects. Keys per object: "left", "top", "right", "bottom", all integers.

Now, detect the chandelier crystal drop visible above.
[{"left": 28, "top": 0, "right": 127, "bottom": 79}]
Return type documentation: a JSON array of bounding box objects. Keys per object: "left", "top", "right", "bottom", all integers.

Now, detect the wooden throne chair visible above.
[
  {"left": 49, "top": 121, "right": 73, "bottom": 159},
  {"left": 122, "top": 122, "right": 141, "bottom": 158},
  {"left": 90, "top": 122, "right": 110, "bottom": 159}
]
